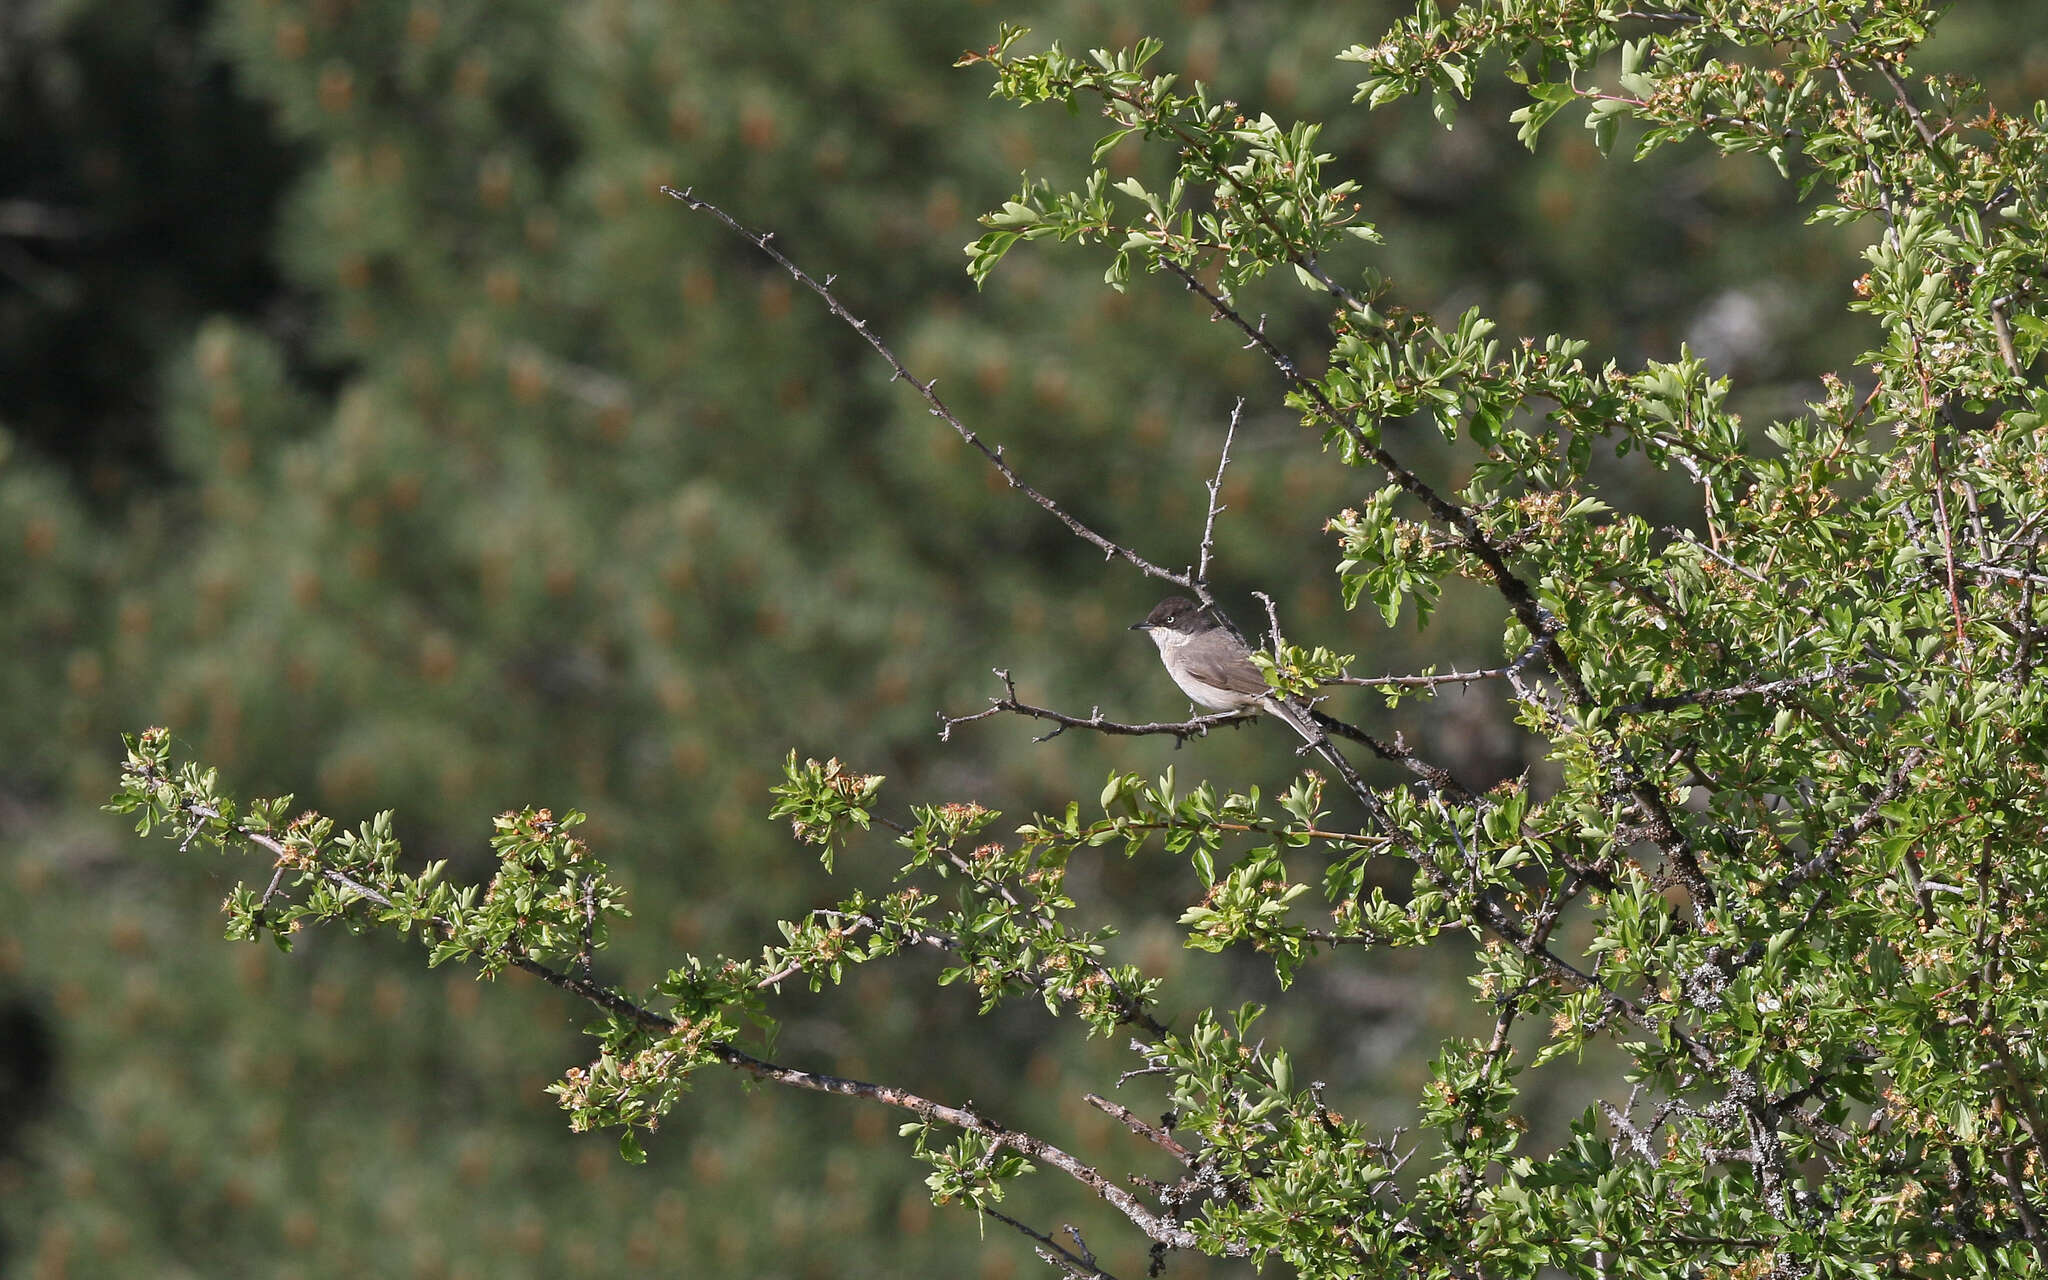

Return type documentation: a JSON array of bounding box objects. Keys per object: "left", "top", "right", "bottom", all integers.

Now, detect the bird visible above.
[{"left": 1129, "top": 595, "right": 1319, "bottom": 742}]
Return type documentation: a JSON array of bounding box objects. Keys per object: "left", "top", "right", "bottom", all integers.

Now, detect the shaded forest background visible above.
[{"left": 2, "top": 0, "right": 2043, "bottom": 1275}]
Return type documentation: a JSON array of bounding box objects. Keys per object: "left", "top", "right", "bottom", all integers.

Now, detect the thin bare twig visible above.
[
  {"left": 716, "top": 1043, "right": 1210, "bottom": 1252},
  {"left": 1253, "top": 590, "right": 1287, "bottom": 664},
  {"left": 1615, "top": 663, "right": 1870, "bottom": 715},
  {"left": 1306, "top": 709, "right": 1477, "bottom": 805},
  {"left": 661, "top": 187, "right": 1192, "bottom": 590},
  {"left": 983, "top": 1208, "right": 1122, "bottom": 1280},
  {"left": 1957, "top": 562, "right": 2048, "bottom": 589},
  {"left": 1194, "top": 399, "right": 1244, "bottom": 596},
  {"left": 1762, "top": 748, "right": 1928, "bottom": 901},
  {"left": 939, "top": 669, "right": 1256, "bottom": 745},
  {"left": 1876, "top": 61, "right": 1942, "bottom": 149},
  {"left": 1086, "top": 1093, "right": 1195, "bottom": 1165},
  {"left": 1330, "top": 665, "right": 1516, "bottom": 690}
]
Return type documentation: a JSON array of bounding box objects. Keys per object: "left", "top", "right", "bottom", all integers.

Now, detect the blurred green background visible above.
[{"left": 3, "top": 1, "right": 2043, "bottom": 1275}]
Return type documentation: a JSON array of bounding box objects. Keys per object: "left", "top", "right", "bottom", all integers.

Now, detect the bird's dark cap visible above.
[{"left": 1131, "top": 595, "right": 1203, "bottom": 631}]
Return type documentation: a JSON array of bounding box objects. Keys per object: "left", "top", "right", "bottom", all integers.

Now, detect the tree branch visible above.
[
  {"left": 982, "top": 1208, "right": 1122, "bottom": 1280},
  {"left": 1085, "top": 1092, "right": 1194, "bottom": 1166},
  {"left": 184, "top": 798, "right": 1212, "bottom": 1255},
  {"left": 1329, "top": 664, "right": 1517, "bottom": 690},
  {"left": 1194, "top": 398, "right": 1244, "bottom": 595},
  {"left": 939, "top": 669, "right": 1257, "bottom": 745},
  {"left": 1615, "top": 663, "right": 1872, "bottom": 715},
  {"left": 661, "top": 186, "right": 1192, "bottom": 590},
  {"left": 1765, "top": 748, "right": 1927, "bottom": 899}
]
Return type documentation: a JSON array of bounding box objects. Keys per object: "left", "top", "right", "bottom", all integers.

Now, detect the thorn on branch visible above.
[{"left": 938, "top": 671, "right": 1253, "bottom": 745}]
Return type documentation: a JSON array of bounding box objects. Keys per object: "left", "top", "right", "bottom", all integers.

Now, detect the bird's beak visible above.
[{"left": 1128, "top": 621, "right": 1152, "bottom": 631}]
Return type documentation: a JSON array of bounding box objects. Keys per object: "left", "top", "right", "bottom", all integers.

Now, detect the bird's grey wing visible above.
[{"left": 1180, "top": 648, "right": 1273, "bottom": 698}]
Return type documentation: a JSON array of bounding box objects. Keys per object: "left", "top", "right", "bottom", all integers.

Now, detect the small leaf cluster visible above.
[
  {"left": 902, "top": 1121, "right": 1037, "bottom": 1216},
  {"left": 109, "top": 728, "right": 629, "bottom": 975},
  {"left": 768, "top": 750, "right": 885, "bottom": 868},
  {"left": 1252, "top": 641, "right": 1360, "bottom": 701},
  {"left": 961, "top": 24, "right": 1375, "bottom": 300}
]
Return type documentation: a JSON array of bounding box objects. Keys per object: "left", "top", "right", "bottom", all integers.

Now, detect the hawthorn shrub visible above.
[{"left": 117, "top": 1, "right": 2048, "bottom": 1276}]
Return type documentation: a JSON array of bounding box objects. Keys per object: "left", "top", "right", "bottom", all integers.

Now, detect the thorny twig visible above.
[
  {"left": 939, "top": 669, "right": 1256, "bottom": 746},
  {"left": 982, "top": 1208, "right": 1121, "bottom": 1280},
  {"left": 661, "top": 187, "right": 1193, "bottom": 591},
  {"left": 1194, "top": 399, "right": 1244, "bottom": 597}
]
